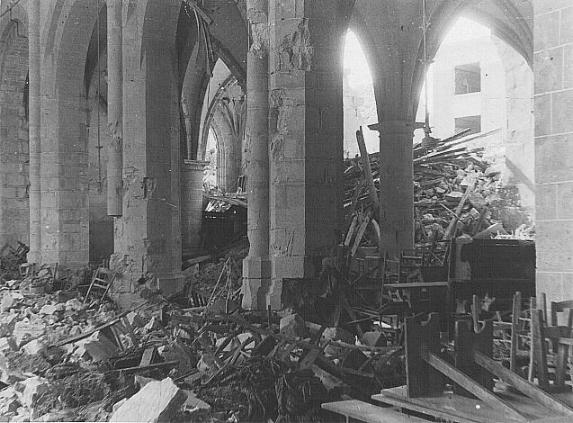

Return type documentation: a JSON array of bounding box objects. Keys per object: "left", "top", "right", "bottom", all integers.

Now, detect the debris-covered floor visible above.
[{"left": 0, "top": 249, "right": 406, "bottom": 423}]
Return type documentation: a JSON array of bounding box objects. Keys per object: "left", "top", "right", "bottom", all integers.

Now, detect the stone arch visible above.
[
  {"left": 84, "top": 4, "right": 114, "bottom": 265},
  {"left": 40, "top": 0, "right": 102, "bottom": 267},
  {"left": 0, "top": 5, "right": 29, "bottom": 249},
  {"left": 200, "top": 73, "right": 245, "bottom": 193},
  {"left": 178, "top": 0, "right": 248, "bottom": 162},
  {"left": 411, "top": 0, "right": 533, "bottom": 115}
]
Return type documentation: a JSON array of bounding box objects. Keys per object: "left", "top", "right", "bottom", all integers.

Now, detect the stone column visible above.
[
  {"left": 267, "top": 0, "right": 352, "bottom": 309},
  {"left": 27, "top": 0, "right": 41, "bottom": 263},
  {"left": 242, "top": 0, "right": 271, "bottom": 310},
  {"left": 107, "top": 0, "right": 123, "bottom": 216},
  {"left": 534, "top": 0, "right": 573, "bottom": 302},
  {"left": 379, "top": 120, "right": 415, "bottom": 258},
  {"left": 181, "top": 160, "right": 207, "bottom": 255},
  {"left": 111, "top": 0, "right": 183, "bottom": 309}
]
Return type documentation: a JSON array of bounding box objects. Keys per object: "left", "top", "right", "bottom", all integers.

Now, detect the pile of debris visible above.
[
  {"left": 344, "top": 129, "right": 533, "bottom": 246},
  {"left": 0, "top": 263, "right": 404, "bottom": 422}
]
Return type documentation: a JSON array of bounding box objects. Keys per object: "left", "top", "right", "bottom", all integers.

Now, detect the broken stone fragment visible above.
[
  {"left": 0, "top": 337, "right": 16, "bottom": 352},
  {"left": 0, "top": 313, "right": 18, "bottom": 337},
  {"left": 144, "top": 316, "right": 161, "bottom": 332},
  {"left": 279, "top": 313, "right": 307, "bottom": 339},
  {"left": 39, "top": 303, "right": 64, "bottom": 315},
  {"left": 22, "top": 339, "right": 46, "bottom": 356},
  {"left": 74, "top": 332, "right": 117, "bottom": 362},
  {"left": 18, "top": 376, "right": 49, "bottom": 408},
  {"left": 64, "top": 298, "right": 84, "bottom": 312},
  {"left": 126, "top": 311, "right": 145, "bottom": 328},
  {"left": 445, "top": 191, "right": 463, "bottom": 202},
  {"left": 13, "top": 319, "right": 45, "bottom": 347},
  {"left": 182, "top": 390, "right": 211, "bottom": 418},
  {"left": 360, "top": 331, "right": 387, "bottom": 347},
  {"left": 321, "top": 327, "right": 354, "bottom": 357},
  {"left": 1, "top": 292, "right": 22, "bottom": 313},
  {"left": 109, "top": 377, "right": 187, "bottom": 423}
]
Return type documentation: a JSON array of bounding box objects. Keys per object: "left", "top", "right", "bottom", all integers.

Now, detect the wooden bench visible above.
[{"left": 322, "top": 399, "right": 428, "bottom": 423}]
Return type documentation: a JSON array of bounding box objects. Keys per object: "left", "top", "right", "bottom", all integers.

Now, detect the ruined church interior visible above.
[{"left": 0, "top": 0, "right": 571, "bottom": 421}]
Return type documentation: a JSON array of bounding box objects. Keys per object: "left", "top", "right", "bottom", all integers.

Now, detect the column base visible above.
[
  {"left": 157, "top": 273, "right": 185, "bottom": 297},
  {"left": 26, "top": 251, "right": 41, "bottom": 265},
  {"left": 242, "top": 257, "right": 271, "bottom": 310},
  {"left": 266, "top": 278, "right": 284, "bottom": 311}
]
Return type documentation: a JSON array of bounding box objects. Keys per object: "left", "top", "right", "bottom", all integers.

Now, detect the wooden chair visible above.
[
  {"left": 84, "top": 267, "right": 116, "bottom": 304},
  {"left": 529, "top": 294, "right": 573, "bottom": 391}
]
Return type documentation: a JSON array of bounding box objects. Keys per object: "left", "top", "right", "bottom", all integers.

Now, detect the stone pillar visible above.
[
  {"left": 242, "top": 0, "right": 271, "bottom": 310},
  {"left": 267, "top": 0, "right": 351, "bottom": 309},
  {"left": 534, "top": 0, "right": 573, "bottom": 302},
  {"left": 27, "top": 0, "right": 41, "bottom": 263},
  {"left": 379, "top": 120, "right": 414, "bottom": 258},
  {"left": 107, "top": 0, "right": 123, "bottom": 217},
  {"left": 181, "top": 160, "right": 207, "bottom": 255},
  {"left": 111, "top": 0, "right": 183, "bottom": 309},
  {"left": 0, "top": 18, "right": 29, "bottom": 249}
]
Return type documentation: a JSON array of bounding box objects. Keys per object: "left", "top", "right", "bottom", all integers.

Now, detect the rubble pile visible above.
[
  {"left": 344, "top": 132, "right": 533, "bottom": 245},
  {"left": 0, "top": 266, "right": 404, "bottom": 422}
]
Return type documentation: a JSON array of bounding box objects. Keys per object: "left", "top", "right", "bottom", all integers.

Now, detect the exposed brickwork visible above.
[
  {"left": 0, "top": 24, "right": 29, "bottom": 248},
  {"left": 534, "top": 1, "right": 573, "bottom": 301}
]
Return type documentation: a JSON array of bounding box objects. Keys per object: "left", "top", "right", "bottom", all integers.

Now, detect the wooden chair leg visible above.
[{"left": 510, "top": 291, "right": 521, "bottom": 373}]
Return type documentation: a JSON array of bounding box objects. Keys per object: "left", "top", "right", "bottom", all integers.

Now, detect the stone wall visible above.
[
  {"left": 534, "top": 0, "right": 573, "bottom": 301},
  {"left": 0, "top": 24, "right": 29, "bottom": 249}
]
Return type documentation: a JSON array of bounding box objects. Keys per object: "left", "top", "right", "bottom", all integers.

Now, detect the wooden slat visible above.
[
  {"left": 474, "top": 351, "right": 573, "bottom": 416},
  {"left": 531, "top": 309, "right": 550, "bottom": 389},
  {"left": 322, "top": 400, "right": 428, "bottom": 423},
  {"left": 374, "top": 386, "right": 540, "bottom": 423},
  {"left": 511, "top": 291, "right": 522, "bottom": 372},
  {"left": 424, "top": 352, "right": 525, "bottom": 422}
]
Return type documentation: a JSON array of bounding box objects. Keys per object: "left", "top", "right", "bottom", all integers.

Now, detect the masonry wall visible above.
[
  {"left": 534, "top": 0, "right": 573, "bottom": 301},
  {"left": 0, "top": 24, "right": 29, "bottom": 248}
]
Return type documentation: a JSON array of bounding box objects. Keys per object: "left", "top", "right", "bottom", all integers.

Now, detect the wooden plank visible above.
[
  {"left": 374, "top": 386, "right": 537, "bottom": 423},
  {"left": 474, "top": 351, "right": 573, "bottom": 416},
  {"left": 139, "top": 346, "right": 156, "bottom": 367},
  {"left": 356, "top": 127, "right": 379, "bottom": 213},
  {"left": 405, "top": 313, "right": 442, "bottom": 397},
  {"left": 511, "top": 291, "right": 522, "bottom": 372},
  {"left": 322, "top": 400, "right": 428, "bottom": 423},
  {"left": 454, "top": 319, "right": 493, "bottom": 397},
  {"left": 531, "top": 309, "right": 550, "bottom": 390},
  {"left": 351, "top": 215, "right": 371, "bottom": 257},
  {"left": 344, "top": 215, "right": 358, "bottom": 247},
  {"left": 555, "top": 309, "right": 573, "bottom": 387},
  {"left": 424, "top": 352, "right": 525, "bottom": 422}
]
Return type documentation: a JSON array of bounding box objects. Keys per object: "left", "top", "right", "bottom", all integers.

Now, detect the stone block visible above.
[
  {"left": 280, "top": 313, "right": 306, "bottom": 339},
  {"left": 534, "top": 94, "right": 551, "bottom": 137},
  {"left": 536, "top": 221, "right": 573, "bottom": 272},
  {"left": 22, "top": 339, "right": 45, "bottom": 356},
  {"left": 536, "top": 184, "right": 557, "bottom": 220},
  {"left": 557, "top": 182, "right": 573, "bottom": 219},
  {"left": 564, "top": 45, "right": 573, "bottom": 89},
  {"left": 561, "top": 7, "right": 573, "bottom": 44},
  {"left": 535, "top": 134, "right": 573, "bottom": 184},
  {"left": 18, "top": 376, "right": 49, "bottom": 408},
  {"left": 110, "top": 378, "right": 187, "bottom": 423},
  {"left": 534, "top": 11, "right": 560, "bottom": 51},
  {"left": 534, "top": 48, "right": 563, "bottom": 94},
  {"left": 13, "top": 319, "right": 45, "bottom": 347},
  {"left": 552, "top": 90, "right": 573, "bottom": 134}
]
